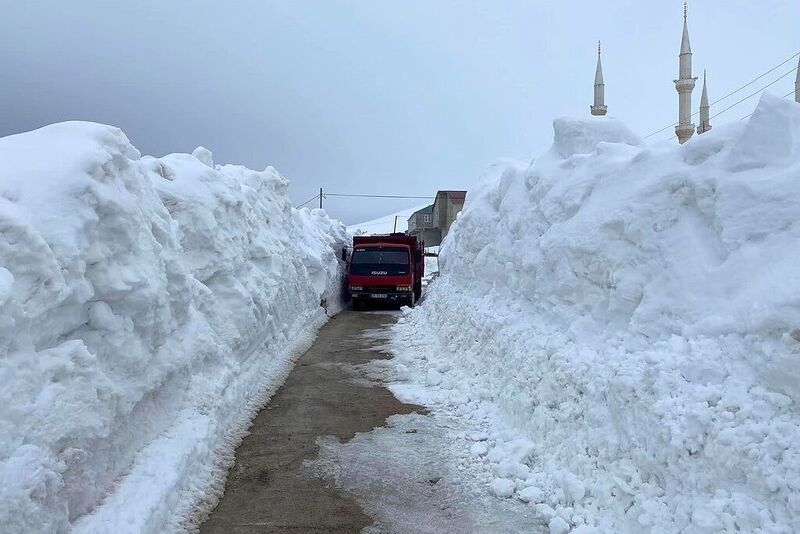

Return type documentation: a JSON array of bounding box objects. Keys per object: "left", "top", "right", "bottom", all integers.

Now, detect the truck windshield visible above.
[{"left": 351, "top": 247, "right": 409, "bottom": 275}]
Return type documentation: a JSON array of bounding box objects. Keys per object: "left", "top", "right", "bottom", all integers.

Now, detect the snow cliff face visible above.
[
  {"left": 393, "top": 94, "right": 800, "bottom": 533},
  {"left": 0, "top": 122, "right": 347, "bottom": 533}
]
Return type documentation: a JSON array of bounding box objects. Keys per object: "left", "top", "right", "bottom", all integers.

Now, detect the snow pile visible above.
[
  {"left": 0, "top": 122, "right": 347, "bottom": 533},
  {"left": 391, "top": 94, "right": 800, "bottom": 533}
]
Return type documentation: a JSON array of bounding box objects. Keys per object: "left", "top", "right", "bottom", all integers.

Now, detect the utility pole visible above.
[{"left": 319, "top": 187, "right": 323, "bottom": 209}]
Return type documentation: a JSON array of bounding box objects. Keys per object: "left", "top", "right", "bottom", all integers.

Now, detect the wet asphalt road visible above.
[{"left": 198, "top": 309, "right": 421, "bottom": 534}]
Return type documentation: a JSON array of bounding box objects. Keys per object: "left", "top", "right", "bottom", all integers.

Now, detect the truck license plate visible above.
[{"left": 371, "top": 293, "right": 388, "bottom": 299}]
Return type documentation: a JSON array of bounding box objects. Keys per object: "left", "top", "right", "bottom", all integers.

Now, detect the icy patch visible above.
[
  {"left": 311, "top": 412, "right": 543, "bottom": 534},
  {"left": 306, "top": 323, "right": 543, "bottom": 533}
]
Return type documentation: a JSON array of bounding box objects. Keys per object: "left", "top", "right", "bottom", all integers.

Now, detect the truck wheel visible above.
[
  {"left": 406, "top": 293, "right": 416, "bottom": 309},
  {"left": 352, "top": 300, "right": 362, "bottom": 311}
]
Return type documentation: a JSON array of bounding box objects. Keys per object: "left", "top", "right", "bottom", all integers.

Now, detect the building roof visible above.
[
  {"left": 411, "top": 204, "right": 434, "bottom": 216},
  {"left": 437, "top": 190, "right": 467, "bottom": 202}
]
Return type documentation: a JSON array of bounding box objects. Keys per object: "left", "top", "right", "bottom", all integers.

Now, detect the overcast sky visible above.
[{"left": 1, "top": 1, "right": 798, "bottom": 223}]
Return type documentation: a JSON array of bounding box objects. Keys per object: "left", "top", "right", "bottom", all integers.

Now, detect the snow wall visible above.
[
  {"left": 0, "top": 122, "right": 348, "bottom": 533},
  {"left": 392, "top": 94, "right": 800, "bottom": 533}
]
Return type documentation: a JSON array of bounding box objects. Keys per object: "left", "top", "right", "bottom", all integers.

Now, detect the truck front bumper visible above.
[{"left": 351, "top": 290, "right": 412, "bottom": 302}]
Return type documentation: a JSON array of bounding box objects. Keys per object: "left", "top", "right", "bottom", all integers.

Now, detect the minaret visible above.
[
  {"left": 795, "top": 55, "right": 800, "bottom": 103},
  {"left": 697, "top": 70, "right": 711, "bottom": 134},
  {"left": 590, "top": 41, "right": 608, "bottom": 116},
  {"left": 674, "top": 3, "right": 696, "bottom": 144}
]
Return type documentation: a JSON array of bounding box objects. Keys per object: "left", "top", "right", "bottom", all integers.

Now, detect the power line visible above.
[
  {"left": 737, "top": 88, "right": 797, "bottom": 121},
  {"left": 325, "top": 193, "right": 434, "bottom": 200},
  {"left": 663, "top": 86, "right": 798, "bottom": 142},
  {"left": 709, "top": 52, "right": 799, "bottom": 106},
  {"left": 708, "top": 66, "right": 797, "bottom": 121},
  {"left": 644, "top": 51, "right": 800, "bottom": 139},
  {"left": 295, "top": 191, "right": 435, "bottom": 209},
  {"left": 295, "top": 193, "right": 320, "bottom": 208}
]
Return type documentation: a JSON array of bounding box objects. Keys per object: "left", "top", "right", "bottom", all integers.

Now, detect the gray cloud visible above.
[{"left": 1, "top": 0, "right": 798, "bottom": 223}]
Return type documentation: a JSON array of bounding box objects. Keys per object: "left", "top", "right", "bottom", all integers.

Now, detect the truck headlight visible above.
[
  {"left": 349, "top": 285, "right": 363, "bottom": 291},
  {"left": 397, "top": 285, "right": 412, "bottom": 291}
]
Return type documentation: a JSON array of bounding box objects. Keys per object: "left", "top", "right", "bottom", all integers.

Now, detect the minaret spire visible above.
[
  {"left": 682, "top": 3, "right": 690, "bottom": 53},
  {"left": 697, "top": 70, "right": 711, "bottom": 134},
  {"left": 674, "top": 2, "right": 696, "bottom": 143},
  {"left": 795, "top": 55, "right": 800, "bottom": 103},
  {"left": 590, "top": 40, "right": 608, "bottom": 116}
]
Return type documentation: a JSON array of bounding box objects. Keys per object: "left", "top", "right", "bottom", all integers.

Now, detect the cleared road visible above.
[{"left": 199, "top": 310, "right": 421, "bottom": 533}]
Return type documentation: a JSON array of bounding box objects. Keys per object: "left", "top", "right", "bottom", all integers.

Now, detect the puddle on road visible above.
[{"left": 307, "top": 321, "right": 542, "bottom": 534}]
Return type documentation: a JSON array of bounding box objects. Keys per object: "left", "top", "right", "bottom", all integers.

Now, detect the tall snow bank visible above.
[
  {"left": 393, "top": 94, "right": 800, "bottom": 533},
  {"left": 0, "top": 122, "right": 347, "bottom": 533}
]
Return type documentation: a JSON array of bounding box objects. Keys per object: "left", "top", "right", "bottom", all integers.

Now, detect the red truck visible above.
[{"left": 347, "top": 233, "right": 424, "bottom": 309}]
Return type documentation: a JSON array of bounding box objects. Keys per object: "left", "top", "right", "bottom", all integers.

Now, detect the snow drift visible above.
[
  {"left": 0, "top": 122, "right": 347, "bottom": 533},
  {"left": 392, "top": 94, "right": 800, "bottom": 533}
]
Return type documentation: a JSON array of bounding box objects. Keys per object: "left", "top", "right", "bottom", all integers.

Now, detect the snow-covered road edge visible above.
[
  {"left": 387, "top": 94, "right": 800, "bottom": 533},
  {"left": 77, "top": 310, "right": 325, "bottom": 534},
  {"left": 0, "top": 122, "right": 348, "bottom": 533}
]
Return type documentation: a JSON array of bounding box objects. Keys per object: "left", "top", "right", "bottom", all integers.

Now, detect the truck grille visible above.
[{"left": 362, "top": 286, "right": 399, "bottom": 293}]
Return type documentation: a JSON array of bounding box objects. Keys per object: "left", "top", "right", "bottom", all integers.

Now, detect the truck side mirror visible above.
[{"left": 341, "top": 247, "right": 347, "bottom": 261}]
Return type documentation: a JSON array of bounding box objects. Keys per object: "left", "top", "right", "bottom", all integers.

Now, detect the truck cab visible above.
[{"left": 347, "top": 234, "right": 423, "bottom": 309}]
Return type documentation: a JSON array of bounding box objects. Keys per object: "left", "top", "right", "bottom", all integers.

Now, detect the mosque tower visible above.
[
  {"left": 795, "top": 55, "right": 800, "bottom": 103},
  {"left": 697, "top": 70, "right": 711, "bottom": 134},
  {"left": 590, "top": 41, "right": 608, "bottom": 116},
  {"left": 674, "top": 3, "right": 697, "bottom": 143}
]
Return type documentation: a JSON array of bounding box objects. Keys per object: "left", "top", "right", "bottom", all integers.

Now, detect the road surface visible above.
[
  {"left": 198, "top": 309, "right": 540, "bottom": 534},
  {"left": 198, "top": 310, "right": 421, "bottom": 533}
]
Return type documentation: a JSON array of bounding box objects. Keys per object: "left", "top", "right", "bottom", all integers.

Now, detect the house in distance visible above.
[
  {"left": 407, "top": 204, "right": 438, "bottom": 244},
  {"left": 407, "top": 190, "right": 467, "bottom": 246}
]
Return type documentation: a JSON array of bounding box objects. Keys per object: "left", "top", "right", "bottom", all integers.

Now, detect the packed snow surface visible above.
[
  {"left": 391, "top": 94, "right": 800, "bottom": 533},
  {"left": 0, "top": 122, "right": 347, "bottom": 533}
]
